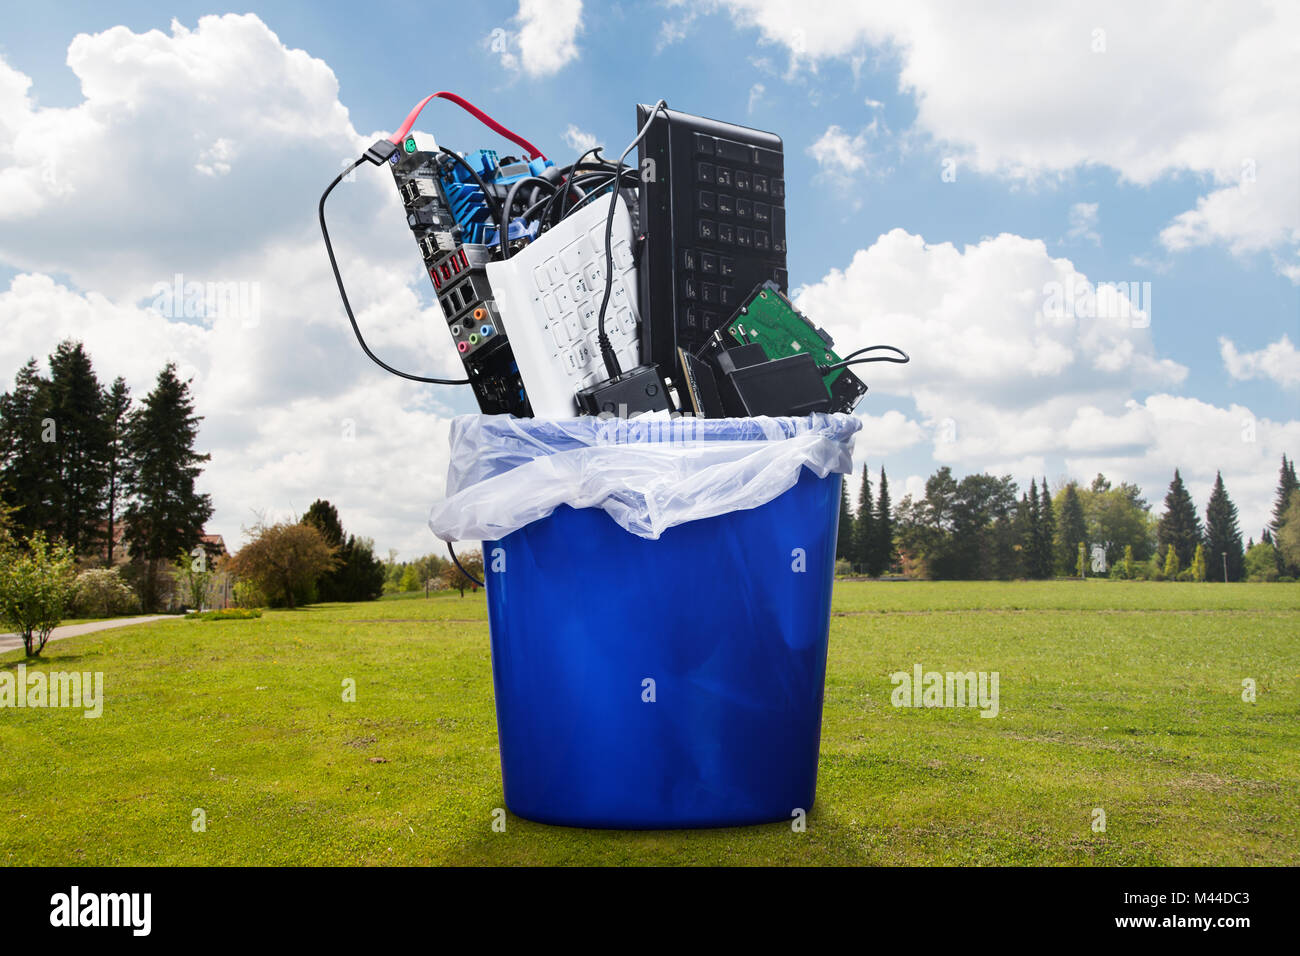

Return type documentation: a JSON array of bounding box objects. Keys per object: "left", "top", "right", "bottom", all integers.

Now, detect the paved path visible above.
[{"left": 0, "top": 615, "right": 170, "bottom": 654}]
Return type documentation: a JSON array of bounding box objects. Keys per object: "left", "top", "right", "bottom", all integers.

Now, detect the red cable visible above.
[{"left": 388, "top": 91, "right": 547, "bottom": 161}]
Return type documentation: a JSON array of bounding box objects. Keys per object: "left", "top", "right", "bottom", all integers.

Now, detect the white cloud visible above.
[
  {"left": 747, "top": 82, "right": 766, "bottom": 114},
  {"left": 496, "top": 0, "right": 583, "bottom": 78},
  {"left": 808, "top": 125, "right": 869, "bottom": 176},
  {"left": 707, "top": 0, "right": 1300, "bottom": 278},
  {"left": 1219, "top": 335, "right": 1300, "bottom": 389},
  {"left": 561, "top": 124, "right": 598, "bottom": 154},
  {"left": 1067, "top": 202, "right": 1100, "bottom": 245},
  {"left": 791, "top": 228, "right": 1295, "bottom": 536}
]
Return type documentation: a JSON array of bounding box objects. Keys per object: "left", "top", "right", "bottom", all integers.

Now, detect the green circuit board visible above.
[{"left": 721, "top": 282, "right": 867, "bottom": 412}]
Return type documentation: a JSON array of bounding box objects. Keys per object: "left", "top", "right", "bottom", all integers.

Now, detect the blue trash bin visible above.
[{"left": 477, "top": 418, "right": 849, "bottom": 829}]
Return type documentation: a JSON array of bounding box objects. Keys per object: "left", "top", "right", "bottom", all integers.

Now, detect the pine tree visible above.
[
  {"left": 870, "top": 468, "right": 894, "bottom": 576},
  {"left": 0, "top": 358, "right": 65, "bottom": 541},
  {"left": 852, "top": 465, "right": 873, "bottom": 573},
  {"left": 1203, "top": 471, "right": 1244, "bottom": 582},
  {"left": 1024, "top": 479, "right": 1043, "bottom": 578},
  {"left": 1269, "top": 455, "right": 1298, "bottom": 536},
  {"left": 46, "top": 341, "right": 110, "bottom": 557},
  {"left": 1163, "top": 545, "right": 1180, "bottom": 580},
  {"left": 1056, "top": 482, "right": 1087, "bottom": 575},
  {"left": 836, "top": 479, "right": 854, "bottom": 563},
  {"left": 103, "top": 377, "right": 132, "bottom": 565},
  {"left": 1037, "top": 478, "right": 1055, "bottom": 578},
  {"left": 1190, "top": 543, "right": 1207, "bottom": 581},
  {"left": 123, "top": 364, "right": 214, "bottom": 610},
  {"left": 1157, "top": 469, "right": 1202, "bottom": 570}
]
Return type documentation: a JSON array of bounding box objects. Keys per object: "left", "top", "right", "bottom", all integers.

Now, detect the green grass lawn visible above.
[{"left": 1, "top": 581, "right": 1297, "bottom": 865}]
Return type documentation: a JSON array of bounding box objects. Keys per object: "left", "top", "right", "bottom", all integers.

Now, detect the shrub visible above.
[
  {"left": 0, "top": 532, "right": 77, "bottom": 656},
  {"left": 188, "top": 608, "right": 262, "bottom": 621},
  {"left": 231, "top": 579, "right": 266, "bottom": 609},
  {"left": 72, "top": 568, "right": 141, "bottom": 618}
]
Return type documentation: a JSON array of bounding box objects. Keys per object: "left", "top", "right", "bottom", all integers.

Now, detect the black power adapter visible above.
[{"left": 575, "top": 364, "right": 672, "bottom": 417}]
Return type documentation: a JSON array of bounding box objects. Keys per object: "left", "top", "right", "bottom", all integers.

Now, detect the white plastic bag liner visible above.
[{"left": 428, "top": 412, "right": 861, "bottom": 542}]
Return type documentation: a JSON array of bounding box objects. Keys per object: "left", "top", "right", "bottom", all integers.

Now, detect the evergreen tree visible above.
[
  {"left": 103, "top": 377, "right": 132, "bottom": 565},
  {"left": 1203, "top": 471, "right": 1244, "bottom": 582},
  {"left": 123, "top": 364, "right": 214, "bottom": 610},
  {"left": 1036, "top": 478, "right": 1055, "bottom": 578},
  {"left": 46, "top": 341, "right": 110, "bottom": 557},
  {"left": 1012, "top": 493, "right": 1032, "bottom": 578},
  {"left": 1156, "top": 469, "right": 1201, "bottom": 570},
  {"left": 1269, "top": 455, "right": 1298, "bottom": 536},
  {"left": 836, "top": 479, "right": 854, "bottom": 563},
  {"left": 300, "top": 499, "right": 384, "bottom": 602},
  {"left": 870, "top": 468, "right": 894, "bottom": 576},
  {"left": 0, "top": 359, "right": 59, "bottom": 538},
  {"left": 852, "top": 465, "right": 873, "bottom": 573},
  {"left": 1190, "top": 542, "right": 1207, "bottom": 582},
  {"left": 1055, "top": 482, "right": 1087, "bottom": 575},
  {"left": 1163, "top": 545, "right": 1180, "bottom": 580},
  {"left": 1024, "top": 479, "right": 1044, "bottom": 578}
]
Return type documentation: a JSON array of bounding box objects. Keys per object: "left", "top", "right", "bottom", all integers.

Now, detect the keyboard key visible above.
[
  {"left": 585, "top": 261, "right": 603, "bottom": 287},
  {"left": 736, "top": 198, "right": 752, "bottom": 219},
  {"left": 560, "top": 237, "right": 588, "bottom": 273},
  {"left": 755, "top": 146, "right": 782, "bottom": 170},
  {"left": 556, "top": 284, "right": 574, "bottom": 311},
  {"left": 698, "top": 219, "right": 715, "bottom": 241},
  {"left": 698, "top": 190, "right": 715, "bottom": 212},
  {"left": 753, "top": 175, "right": 769, "bottom": 195},
  {"left": 717, "top": 193, "right": 734, "bottom": 216},
  {"left": 683, "top": 248, "right": 697, "bottom": 271},
  {"left": 549, "top": 320, "right": 569, "bottom": 347},
  {"left": 720, "top": 286, "right": 733, "bottom": 308},
  {"left": 715, "top": 166, "right": 732, "bottom": 188},
  {"left": 737, "top": 227, "right": 752, "bottom": 247},
  {"left": 735, "top": 171, "right": 751, "bottom": 191},
  {"left": 618, "top": 308, "right": 635, "bottom": 333},
  {"left": 694, "top": 133, "right": 714, "bottom": 156},
  {"left": 683, "top": 278, "right": 697, "bottom": 300},
  {"left": 562, "top": 348, "right": 578, "bottom": 375},
  {"left": 720, "top": 257, "right": 735, "bottom": 277},
  {"left": 697, "top": 162, "right": 715, "bottom": 184},
  {"left": 700, "top": 253, "right": 718, "bottom": 274},
  {"left": 754, "top": 230, "right": 769, "bottom": 250},
  {"left": 533, "top": 265, "right": 549, "bottom": 292},
  {"left": 701, "top": 282, "right": 718, "bottom": 305},
  {"left": 541, "top": 292, "right": 559, "bottom": 319},
  {"left": 715, "top": 139, "right": 751, "bottom": 163},
  {"left": 612, "top": 240, "right": 634, "bottom": 270},
  {"left": 718, "top": 223, "right": 734, "bottom": 244},
  {"left": 580, "top": 303, "right": 597, "bottom": 330},
  {"left": 753, "top": 202, "right": 769, "bottom": 223},
  {"left": 563, "top": 312, "right": 580, "bottom": 340},
  {"left": 545, "top": 257, "right": 564, "bottom": 285},
  {"left": 771, "top": 178, "right": 785, "bottom": 199},
  {"left": 569, "top": 274, "right": 589, "bottom": 299}
]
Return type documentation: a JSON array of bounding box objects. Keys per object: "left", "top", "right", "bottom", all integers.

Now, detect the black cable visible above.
[
  {"left": 559, "top": 169, "right": 640, "bottom": 220},
  {"left": 595, "top": 99, "right": 667, "bottom": 380},
  {"left": 319, "top": 156, "right": 471, "bottom": 385},
  {"left": 447, "top": 541, "right": 485, "bottom": 589},
  {"left": 499, "top": 175, "right": 557, "bottom": 259},
  {"left": 820, "top": 345, "right": 911, "bottom": 372}
]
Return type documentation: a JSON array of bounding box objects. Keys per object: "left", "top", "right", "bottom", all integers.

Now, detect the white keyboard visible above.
[{"left": 486, "top": 196, "right": 642, "bottom": 417}]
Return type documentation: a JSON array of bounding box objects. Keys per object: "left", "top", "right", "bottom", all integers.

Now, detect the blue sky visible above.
[{"left": 0, "top": 1, "right": 1296, "bottom": 554}]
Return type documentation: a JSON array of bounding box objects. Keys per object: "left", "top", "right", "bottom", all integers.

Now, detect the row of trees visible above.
[
  {"left": 837, "top": 466, "right": 896, "bottom": 575},
  {"left": 842, "top": 456, "right": 1299, "bottom": 582},
  {"left": 0, "top": 341, "right": 212, "bottom": 608}
]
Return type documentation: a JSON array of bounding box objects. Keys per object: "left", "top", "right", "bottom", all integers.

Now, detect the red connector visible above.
[{"left": 389, "top": 91, "right": 547, "bottom": 161}]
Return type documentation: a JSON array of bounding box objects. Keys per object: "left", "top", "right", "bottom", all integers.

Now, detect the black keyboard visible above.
[{"left": 636, "top": 105, "right": 788, "bottom": 379}]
